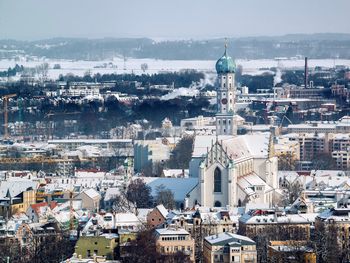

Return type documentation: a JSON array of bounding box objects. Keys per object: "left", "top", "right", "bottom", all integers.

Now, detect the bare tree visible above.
[
  {"left": 140, "top": 63, "right": 148, "bottom": 72},
  {"left": 36, "top": 63, "right": 49, "bottom": 82},
  {"left": 315, "top": 221, "right": 341, "bottom": 263},
  {"left": 278, "top": 153, "right": 296, "bottom": 171},
  {"left": 155, "top": 184, "right": 175, "bottom": 209}
]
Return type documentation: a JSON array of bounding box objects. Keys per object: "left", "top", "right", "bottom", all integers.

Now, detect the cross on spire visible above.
[{"left": 224, "top": 38, "right": 228, "bottom": 55}]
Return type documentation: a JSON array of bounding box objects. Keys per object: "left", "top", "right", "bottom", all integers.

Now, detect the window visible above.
[
  {"left": 214, "top": 201, "right": 221, "bottom": 207},
  {"left": 214, "top": 167, "right": 221, "bottom": 192}
]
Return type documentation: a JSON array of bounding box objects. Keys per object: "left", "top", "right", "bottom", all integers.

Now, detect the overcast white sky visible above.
[{"left": 0, "top": 0, "right": 349, "bottom": 40}]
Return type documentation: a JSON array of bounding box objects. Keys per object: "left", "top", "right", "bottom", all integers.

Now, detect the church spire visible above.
[
  {"left": 215, "top": 41, "right": 237, "bottom": 136},
  {"left": 224, "top": 38, "right": 228, "bottom": 56}
]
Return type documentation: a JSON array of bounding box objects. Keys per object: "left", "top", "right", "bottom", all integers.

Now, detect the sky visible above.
[{"left": 0, "top": 0, "right": 349, "bottom": 40}]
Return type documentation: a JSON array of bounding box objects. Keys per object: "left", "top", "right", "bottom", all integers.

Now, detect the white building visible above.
[{"left": 186, "top": 47, "right": 279, "bottom": 208}]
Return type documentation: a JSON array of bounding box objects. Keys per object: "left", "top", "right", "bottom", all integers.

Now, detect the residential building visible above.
[
  {"left": 239, "top": 209, "right": 317, "bottom": 241},
  {"left": 76, "top": 189, "right": 101, "bottom": 212},
  {"left": 147, "top": 204, "right": 168, "bottom": 228},
  {"left": 0, "top": 178, "right": 37, "bottom": 217},
  {"left": 267, "top": 240, "right": 316, "bottom": 263},
  {"left": 203, "top": 232, "right": 257, "bottom": 263},
  {"left": 74, "top": 234, "right": 118, "bottom": 260},
  {"left": 48, "top": 139, "right": 133, "bottom": 155},
  {"left": 26, "top": 201, "right": 58, "bottom": 223},
  {"left": 133, "top": 139, "right": 171, "bottom": 174},
  {"left": 316, "top": 208, "right": 350, "bottom": 261},
  {"left": 274, "top": 137, "right": 300, "bottom": 165},
  {"left": 330, "top": 133, "right": 350, "bottom": 169},
  {"left": 155, "top": 227, "right": 195, "bottom": 262}
]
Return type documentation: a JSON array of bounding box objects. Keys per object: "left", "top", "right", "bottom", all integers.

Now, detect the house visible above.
[
  {"left": 155, "top": 227, "right": 195, "bottom": 262},
  {"left": 239, "top": 209, "right": 317, "bottom": 241},
  {"left": 203, "top": 232, "right": 257, "bottom": 263},
  {"left": 26, "top": 201, "right": 58, "bottom": 223},
  {"left": 268, "top": 240, "right": 316, "bottom": 263},
  {"left": 0, "top": 178, "right": 37, "bottom": 217},
  {"left": 316, "top": 207, "right": 350, "bottom": 262},
  {"left": 74, "top": 233, "right": 119, "bottom": 260},
  {"left": 147, "top": 204, "right": 168, "bottom": 227},
  {"left": 76, "top": 189, "right": 101, "bottom": 212}
]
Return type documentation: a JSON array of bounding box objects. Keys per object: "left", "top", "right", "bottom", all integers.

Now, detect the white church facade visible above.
[{"left": 187, "top": 45, "right": 280, "bottom": 208}]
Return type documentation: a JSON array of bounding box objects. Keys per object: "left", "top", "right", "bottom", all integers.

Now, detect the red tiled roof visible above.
[{"left": 30, "top": 201, "right": 57, "bottom": 214}]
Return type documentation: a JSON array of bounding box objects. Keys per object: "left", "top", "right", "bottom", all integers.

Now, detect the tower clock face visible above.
[{"left": 221, "top": 98, "right": 227, "bottom": 105}]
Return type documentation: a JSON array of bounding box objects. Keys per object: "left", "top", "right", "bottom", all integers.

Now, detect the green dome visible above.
[{"left": 215, "top": 49, "right": 236, "bottom": 74}]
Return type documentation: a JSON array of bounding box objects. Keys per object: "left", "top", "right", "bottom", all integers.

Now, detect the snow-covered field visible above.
[{"left": 0, "top": 57, "right": 350, "bottom": 80}]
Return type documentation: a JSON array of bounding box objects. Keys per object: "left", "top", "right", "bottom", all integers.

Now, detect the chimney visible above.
[{"left": 304, "top": 57, "right": 308, "bottom": 88}]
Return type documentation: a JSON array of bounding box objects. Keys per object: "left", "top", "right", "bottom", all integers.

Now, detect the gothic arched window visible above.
[{"left": 214, "top": 167, "right": 221, "bottom": 193}]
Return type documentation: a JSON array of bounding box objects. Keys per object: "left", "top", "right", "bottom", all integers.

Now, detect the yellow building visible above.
[
  {"left": 75, "top": 234, "right": 118, "bottom": 260},
  {"left": 238, "top": 210, "right": 317, "bottom": 242},
  {"left": 268, "top": 241, "right": 316, "bottom": 263},
  {"left": 275, "top": 137, "right": 300, "bottom": 160},
  {"left": 0, "top": 179, "right": 37, "bottom": 217},
  {"left": 155, "top": 227, "right": 195, "bottom": 262},
  {"left": 203, "top": 232, "right": 257, "bottom": 263}
]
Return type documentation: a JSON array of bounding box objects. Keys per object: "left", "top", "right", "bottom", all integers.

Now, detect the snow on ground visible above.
[{"left": 0, "top": 57, "right": 350, "bottom": 81}]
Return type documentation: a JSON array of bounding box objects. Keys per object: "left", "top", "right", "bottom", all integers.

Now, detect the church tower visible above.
[{"left": 215, "top": 43, "right": 237, "bottom": 135}]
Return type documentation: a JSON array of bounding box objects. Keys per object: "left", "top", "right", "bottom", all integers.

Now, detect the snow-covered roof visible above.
[
  {"left": 114, "top": 212, "right": 141, "bottom": 225},
  {"left": 48, "top": 139, "right": 132, "bottom": 144},
  {"left": 82, "top": 188, "right": 100, "bottom": 200},
  {"left": 104, "top": 187, "right": 120, "bottom": 201},
  {"left": 137, "top": 177, "right": 198, "bottom": 202},
  {"left": 162, "top": 169, "right": 189, "bottom": 178},
  {"left": 136, "top": 208, "right": 152, "bottom": 223},
  {"left": 192, "top": 133, "right": 270, "bottom": 160},
  {"left": 240, "top": 212, "right": 318, "bottom": 225},
  {"left": 204, "top": 232, "right": 255, "bottom": 246},
  {"left": 156, "top": 204, "right": 169, "bottom": 218},
  {"left": 0, "top": 177, "right": 38, "bottom": 199},
  {"left": 155, "top": 227, "right": 190, "bottom": 236},
  {"left": 237, "top": 173, "right": 272, "bottom": 196},
  {"left": 278, "top": 170, "right": 350, "bottom": 191},
  {"left": 318, "top": 208, "right": 350, "bottom": 222}
]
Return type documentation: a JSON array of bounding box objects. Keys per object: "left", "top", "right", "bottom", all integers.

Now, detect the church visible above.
[{"left": 187, "top": 45, "right": 280, "bottom": 208}]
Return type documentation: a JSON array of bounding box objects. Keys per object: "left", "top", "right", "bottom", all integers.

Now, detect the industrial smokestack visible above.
[{"left": 304, "top": 57, "right": 308, "bottom": 89}]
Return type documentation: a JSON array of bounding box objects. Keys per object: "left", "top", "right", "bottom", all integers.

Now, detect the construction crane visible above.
[
  {"left": 44, "top": 111, "right": 81, "bottom": 118},
  {"left": 69, "top": 190, "right": 74, "bottom": 231},
  {"left": 277, "top": 115, "right": 293, "bottom": 135},
  {"left": 68, "top": 181, "right": 78, "bottom": 240},
  {"left": 2, "top": 94, "right": 16, "bottom": 139}
]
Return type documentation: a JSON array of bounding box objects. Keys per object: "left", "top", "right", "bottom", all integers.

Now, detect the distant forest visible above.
[{"left": 1, "top": 33, "right": 350, "bottom": 60}]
